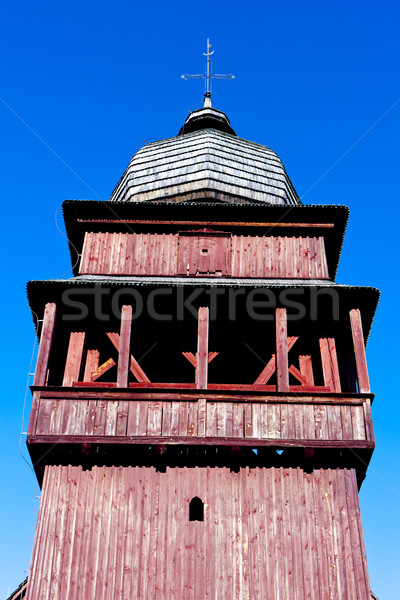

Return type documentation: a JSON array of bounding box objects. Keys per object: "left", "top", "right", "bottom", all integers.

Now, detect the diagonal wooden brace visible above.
[
  {"left": 106, "top": 331, "right": 150, "bottom": 383},
  {"left": 254, "top": 336, "right": 298, "bottom": 385},
  {"left": 182, "top": 351, "right": 219, "bottom": 368}
]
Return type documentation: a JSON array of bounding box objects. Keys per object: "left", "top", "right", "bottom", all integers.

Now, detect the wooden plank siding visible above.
[
  {"left": 79, "top": 232, "right": 330, "bottom": 279},
  {"left": 30, "top": 392, "right": 373, "bottom": 446},
  {"left": 27, "top": 464, "right": 371, "bottom": 600}
]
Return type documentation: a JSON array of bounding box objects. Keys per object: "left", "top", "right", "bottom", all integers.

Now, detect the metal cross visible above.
[{"left": 181, "top": 39, "right": 235, "bottom": 107}]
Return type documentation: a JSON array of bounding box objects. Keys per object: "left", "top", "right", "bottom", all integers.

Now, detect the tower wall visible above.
[
  {"left": 27, "top": 464, "right": 371, "bottom": 599},
  {"left": 25, "top": 108, "right": 378, "bottom": 598},
  {"left": 79, "top": 231, "right": 329, "bottom": 279}
]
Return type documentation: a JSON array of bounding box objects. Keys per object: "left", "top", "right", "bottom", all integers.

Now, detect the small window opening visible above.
[
  {"left": 189, "top": 496, "right": 204, "bottom": 521},
  {"left": 201, "top": 248, "right": 208, "bottom": 254}
]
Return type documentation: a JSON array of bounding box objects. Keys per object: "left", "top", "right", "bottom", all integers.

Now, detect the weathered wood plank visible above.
[
  {"left": 319, "top": 337, "right": 341, "bottom": 392},
  {"left": 351, "top": 405, "right": 366, "bottom": 440},
  {"left": 188, "top": 400, "right": 198, "bottom": 436},
  {"left": 314, "top": 405, "right": 329, "bottom": 439},
  {"left": 206, "top": 402, "right": 217, "bottom": 436},
  {"left": 63, "top": 331, "right": 85, "bottom": 386},
  {"left": 299, "top": 354, "right": 314, "bottom": 386},
  {"left": 161, "top": 401, "right": 172, "bottom": 436},
  {"left": 196, "top": 307, "right": 209, "bottom": 389},
  {"left": 349, "top": 308, "right": 371, "bottom": 393},
  {"left": 328, "top": 404, "right": 343, "bottom": 440},
  {"left": 115, "top": 400, "right": 129, "bottom": 436},
  {"left": 363, "top": 397, "right": 375, "bottom": 444},
  {"left": 197, "top": 398, "right": 206, "bottom": 437},
  {"left": 107, "top": 332, "right": 150, "bottom": 383},
  {"left": 33, "top": 302, "right": 57, "bottom": 387},
  {"left": 254, "top": 337, "right": 298, "bottom": 385},
  {"left": 83, "top": 349, "right": 100, "bottom": 382},
  {"left": 268, "top": 404, "right": 280, "bottom": 439},
  {"left": 38, "top": 387, "right": 371, "bottom": 404},
  {"left": 276, "top": 308, "right": 289, "bottom": 392},
  {"left": 232, "top": 403, "right": 244, "bottom": 437},
  {"left": 91, "top": 358, "right": 115, "bottom": 382},
  {"left": 117, "top": 305, "right": 132, "bottom": 388},
  {"left": 147, "top": 401, "right": 163, "bottom": 436}
]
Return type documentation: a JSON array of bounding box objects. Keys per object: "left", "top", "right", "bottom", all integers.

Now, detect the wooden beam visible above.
[
  {"left": 182, "top": 351, "right": 219, "bottom": 368},
  {"left": 350, "top": 308, "right": 370, "bottom": 393},
  {"left": 288, "top": 365, "right": 307, "bottom": 385},
  {"left": 91, "top": 358, "right": 116, "bottom": 382},
  {"left": 254, "top": 355, "right": 276, "bottom": 385},
  {"left": 182, "top": 351, "right": 197, "bottom": 368},
  {"left": 62, "top": 331, "right": 85, "bottom": 386},
  {"left": 208, "top": 351, "right": 219, "bottom": 363},
  {"left": 254, "top": 337, "right": 298, "bottom": 385},
  {"left": 83, "top": 349, "right": 100, "bottom": 382},
  {"left": 33, "top": 303, "right": 57, "bottom": 386},
  {"left": 78, "top": 219, "right": 335, "bottom": 229},
  {"left": 276, "top": 308, "right": 289, "bottom": 392},
  {"left": 117, "top": 305, "right": 132, "bottom": 387},
  {"left": 196, "top": 307, "right": 209, "bottom": 389},
  {"left": 106, "top": 332, "right": 150, "bottom": 383},
  {"left": 29, "top": 434, "right": 374, "bottom": 450},
  {"left": 40, "top": 388, "right": 369, "bottom": 403},
  {"left": 328, "top": 338, "right": 341, "bottom": 392},
  {"left": 319, "top": 337, "right": 341, "bottom": 392},
  {"left": 299, "top": 355, "right": 314, "bottom": 386}
]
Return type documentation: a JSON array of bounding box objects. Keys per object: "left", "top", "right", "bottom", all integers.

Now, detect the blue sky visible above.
[{"left": 0, "top": 0, "right": 399, "bottom": 596}]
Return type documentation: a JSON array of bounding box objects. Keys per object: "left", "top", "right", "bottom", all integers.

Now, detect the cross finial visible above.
[{"left": 181, "top": 39, "right": 235, "bottom": 108}]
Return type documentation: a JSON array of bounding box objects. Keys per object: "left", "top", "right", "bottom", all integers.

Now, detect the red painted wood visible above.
[
  {"left": 196, "top": 307, "right": 209, "bottom": 389},
  {"left": 319, "top": 337, "right": 341, "bottom": 392},
  {"left": 363, "top": 398, "right": 375, "bottom": 443},
  {"left": 299, "top": 354, "right": 314, "bottom": 385},
  {"left": 62, "top": 331, "right": 85, "bottom": 386},
  {"left": 33, "top": 303, "right": 57, "bottom": 387},
  {"left": 27, "top": 464, "right": 374, "bottom": 597},
  {"left": 79, "top": 231, "right": 331, "bottom": 278},
  {"left": 117, "top": 305, "right": 132, "bottom": 387},
  {"left": 38, "top": 388, "right": 372, "bottom": 407},
  {"left": 30, "top": 402, "right": 372, "bottom": 448},
  {"left": 276, "top": 308, "right": 289, "bottom": 392},
  {"left": 83, "top": 349, "right": 100, "bottom": 382},
  {"left": 350, "top": 308, "right": 371, "bottom": 393},
  {"left": 91, "top": 358, "right": 115, "bottom": 382},
  {"left": 107, "top": 332, "right": 150, "bottom": 383},
  {"left": 254, "top": 336, "right": 298, "bottom": 385}
]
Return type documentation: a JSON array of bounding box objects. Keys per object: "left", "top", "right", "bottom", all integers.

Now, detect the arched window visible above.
[{"left": 189, "top": 496, "right": 204, "bottom": 522}]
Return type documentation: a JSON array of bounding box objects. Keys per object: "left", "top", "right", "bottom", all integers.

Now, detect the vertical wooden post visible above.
[
  {"left": 299, "top": 355, "right": 314, "bottom": 385},
  {"left": 276, "top": 308, "right": 289, "bottom": 392},
  {"left": 319, "top": 337, "right": 341, "bottom": 392},
  {"left": 33, "top": 302, "right": 57, "bottom": 386},
  {"left": 196, "top": 307, "right": 209, "bottom": 389},
  {"left": 83, "top": 349, "right": 100, "bottom": 382},
  {"left": 62, "top": 332, "right": 85, "bottom": 386},
  {"left": 350, "top": 308, "right": 370, "bottom": 393},
  {"left": 117, "top": 305, "right": 132, "bottom": 387}
]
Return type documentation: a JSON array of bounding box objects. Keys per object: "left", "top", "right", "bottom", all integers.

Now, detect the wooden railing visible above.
[{"left": 28, "top": 388, "right": 374, "bottom": 449}]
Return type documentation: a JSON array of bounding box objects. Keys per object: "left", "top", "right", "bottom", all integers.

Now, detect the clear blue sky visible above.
[{"left": 0, "top": 0, "right": 399, "bottom": 597}]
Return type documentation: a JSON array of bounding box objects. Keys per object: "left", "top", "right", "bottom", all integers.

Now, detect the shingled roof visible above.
[{"left": 109, "top": 107, "right": 301, "bottom": 206}]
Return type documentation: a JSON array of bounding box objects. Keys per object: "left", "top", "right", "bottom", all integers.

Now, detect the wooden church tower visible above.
[{"left": 25, "top": 80, "right": 378, "bottom": 597}]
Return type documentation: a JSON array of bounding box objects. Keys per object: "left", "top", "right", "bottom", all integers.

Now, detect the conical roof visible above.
[{"left": 109, "top": 107, "right": 301, "bottom": 206}]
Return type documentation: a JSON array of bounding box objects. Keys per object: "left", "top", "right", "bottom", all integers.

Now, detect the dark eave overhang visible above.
[{"left": 27, "top": 277, "right": 379, "bottom": 342}]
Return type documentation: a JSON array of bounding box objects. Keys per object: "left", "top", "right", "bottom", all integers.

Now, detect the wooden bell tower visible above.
[{"left": 25, "top": 105, "right": 378, "bottom": 598}]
